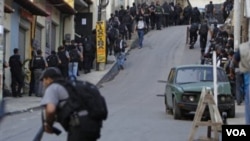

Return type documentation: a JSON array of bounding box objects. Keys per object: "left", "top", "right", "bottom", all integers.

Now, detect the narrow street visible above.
[{"left": 0, "top": 25, "right": 245, "bottom": 141}]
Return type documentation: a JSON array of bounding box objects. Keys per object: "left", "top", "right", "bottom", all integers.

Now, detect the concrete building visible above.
[
  {"left": 3, "top": 0, "right": 92, "bottom": 92},
  {"left": 2, "top": 0, "right": 138, "bottom": 93}
]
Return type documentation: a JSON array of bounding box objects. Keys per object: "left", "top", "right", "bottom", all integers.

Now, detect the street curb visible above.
[
  {"left": 97, "top": 37, "right": 138, "bottom": 87},
  {"left": 4, "top": 105, "right": 42, "bottom": 116}
]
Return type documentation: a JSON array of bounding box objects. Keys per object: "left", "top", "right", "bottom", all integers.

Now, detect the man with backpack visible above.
[
  {"left": 206, "top": 1, "right": 215, "bottom": 20},
  {"left": 83, "top": 36, "right": 95, "bottom": 74},
  {"left": 68, "top": 42, "right": 83, "bottom": 78},
  {"left": 30, "top": 49, "right": 47, "bottom": 97},
  {"left": 199, "top": 20, "right": 209, "bottom": 54},
  {"left": 114, "top": 34, "right": 127, "bottom": 70},
  {"left": 46, "top": 50, "right": 61, "bottom": 68},
  {"left": 189, "top": 22, "right": 199, "bottom": 49},
  {"left": 9, "top": 48, "right": 23, "bottom": 97},
  {"left": 107, "top": 25, "right": 119, "bottom": 55},
  {"left": 57, "top": 46, "right": 70, "bottom": 79},
  {"left": 40, "top": 67, "right": 107, "bottom": 141}
]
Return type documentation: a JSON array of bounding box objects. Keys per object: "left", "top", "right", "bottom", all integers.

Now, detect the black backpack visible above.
[
  {"left": 199, "top": 23, "right": 208, "bottom": 35},
  {"left": 46, "top": 55, "right": 59, "bottom": 67},
  {"left": 190, "top": 23, "right": 198, "bottom": 33},
  {"left": 108, "top": 28, "right": 119, "bottom": 41},
  {"left": 56, "top": 79, "right": 108, "bottom": 131},
  {"left": 69, "top": 49, "right": 80, "bottom": 62},
  {"left": 31, "top": 56, "right": 45, "bottom": 69},
  {"left": 84, "top": 42, "right": 93, "bottom": 52}
]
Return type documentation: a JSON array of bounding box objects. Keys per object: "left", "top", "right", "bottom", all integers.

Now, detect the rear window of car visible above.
[{"left": 175, "top": 67, "right": 228, "bottom": 84}]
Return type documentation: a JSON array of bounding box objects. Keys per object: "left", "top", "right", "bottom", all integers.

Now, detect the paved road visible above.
[{"left": 0, "top": 25, "right": 245, "bottom": 141}]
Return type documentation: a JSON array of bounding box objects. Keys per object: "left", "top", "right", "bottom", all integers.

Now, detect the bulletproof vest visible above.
[
  {"left": 155, "top": 5, "right": 162, "bottom": 14},
  {"left": 46, "top": 55, "right": 58, "bottom": 67},
  {"left": 32, "top": 56, "right": 45, "bottom": 69}
]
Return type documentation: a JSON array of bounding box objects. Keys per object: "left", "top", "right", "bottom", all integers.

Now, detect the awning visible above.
[
  {"left": 4, "top": 4, "right": 15, "bottom": 13},
  {"left": 13, "top": 0, "right": 49, "bottom": 16},
  {"left": 46, "top": 0, "right": 76, "bottom": 14}
]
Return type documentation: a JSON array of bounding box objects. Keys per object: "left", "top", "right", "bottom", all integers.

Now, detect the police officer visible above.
[
  {"left": 155, "top": 1, "right": 164, "bottom": 30},
  {"left": 57, "top": 45, "right": 70, "bottom": 79},
  {"left": 162, "top": 2, "right": 170, "bottom": 27},
  {"left": 191, "top": 7, "right": 201, "bottom": 24},
  {"left": 40, "top": 67, "right": 102, "bottom": 141},
  {"left": 83, "top": 36, "right": 95, "bottom": 74},
  {"left": 30, "top": 49, "right": 47, "bottom": 97},
  {"left": 149, "top": 2, "right": 156, "bottom": 30},
  {"left": 189, "top": 22, "right": 199, "bottom": 49},
  {"left": 8, "top": 48, "right": 23, "bottom": 97},
  {"left": 143, "top": 4, "right": 150, "bottom": 32},
  {"left": 206, "top": 1, "right": 215, "bottom": 20},
  {"left": 183, "top": 5, "right": 192, "bottom": 25},
  {"left": 199, "top": 20, "right": 209, "bottom": 55}
]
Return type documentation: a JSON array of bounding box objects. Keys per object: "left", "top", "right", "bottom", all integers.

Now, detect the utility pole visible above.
[
  {"left": 233, "top": 0, "right": 241, "bottom": 51},
  {"left": 0, "top": 0, "right": 5, "bottom": 118}
]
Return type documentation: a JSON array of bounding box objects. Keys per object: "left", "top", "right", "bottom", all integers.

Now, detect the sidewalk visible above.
[{"left": 3, "top": 34, "right": 138, "bottom": 116}]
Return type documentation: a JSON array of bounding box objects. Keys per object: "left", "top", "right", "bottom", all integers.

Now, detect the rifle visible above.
[
  {"left": 33, "top": 109, "right": 62, "bottom": 141},
  {"left": 33, "top": 125, "right": 61, "bottom": 141}
]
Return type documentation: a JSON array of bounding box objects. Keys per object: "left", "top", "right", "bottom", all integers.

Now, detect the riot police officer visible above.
[{"left": 155, "top": 1, "right": 164, "bottom": 30}]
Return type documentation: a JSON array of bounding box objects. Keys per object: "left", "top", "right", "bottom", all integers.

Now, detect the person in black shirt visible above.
[
  {"left": 30, "top": 49, "right": 47, "bottom": 97},
  {"left": 206, "top": 1, "right": 215, "bottom": 20},
  {"left": 8, "top": 48, "right": 23, "bottom": 97}
]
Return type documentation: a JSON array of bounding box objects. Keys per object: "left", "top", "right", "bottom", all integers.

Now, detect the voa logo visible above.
[{"left": 226, "top": 129, "right": 247, "bottom": 136}]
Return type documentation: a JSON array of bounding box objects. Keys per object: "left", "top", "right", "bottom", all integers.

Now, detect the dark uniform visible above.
[
  {"left": 149, "top": 2, "right": 156, "bottom": 29},
  {"left": 57, "top": 46, "right": 70, "bottom": 78},
  {"left": 183, "top": 5, "right": 192, "bottom": 25},
  {"left": 199, "top": 21, "right": 209, "bottom": 54},
  {"left": 162, "top": 2, "right": 170, "bottom": 27},
  {"left": 189, "top": 22, "right": 199, "bottom": 49},
  {"left": 83, "top": 36, "right": 95, "bottom": 74},
  {"left": 155, "top": 3, "right": 163, "bottom": 30},
  {"left": 9, "top": 48, "right": 23, "bottom": 97},
  {"left": 30, "top": 50, "right": 46, "bottom": 97}
]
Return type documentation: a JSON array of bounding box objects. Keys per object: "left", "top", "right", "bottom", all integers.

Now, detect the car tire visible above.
[
  {"left": 165, "top": 95, "right": 173, "bottom": 114},
  {"left": 227, "top": 103, "right": 236, "bottom": 118},
  {"left": 173, "top": 98, "right": 182, "bottom": 119}
]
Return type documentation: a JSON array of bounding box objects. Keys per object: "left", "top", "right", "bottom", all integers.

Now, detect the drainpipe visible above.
[{"left": 0, "top": 0, "right": 4, "bottom": 114}]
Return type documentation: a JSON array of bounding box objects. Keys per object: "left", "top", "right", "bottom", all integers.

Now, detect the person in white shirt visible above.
[{"left": 136, "top": 16, "right": 146, "bottom": 48}]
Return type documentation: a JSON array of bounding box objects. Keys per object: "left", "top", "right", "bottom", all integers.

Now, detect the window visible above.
[
  {"left": 168, "top": 69, "right": 175, "bottom": 83},
  {"left": 175, "top": 67, "right": 227, "bottom": 84}
]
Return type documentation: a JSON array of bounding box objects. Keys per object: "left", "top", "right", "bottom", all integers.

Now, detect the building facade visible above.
[
  {"left": 3, "top": 0, "right": 90, "bottom": 91},
  {"left": 3, "top": 0, "right": 136, "bottom": 92}
]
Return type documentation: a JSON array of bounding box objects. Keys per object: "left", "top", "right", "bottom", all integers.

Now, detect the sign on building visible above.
[
  {"left": 96, "top": 21, "right": 106, "bottom": 63},
  {"left": 64, "top": 0, "right": 74, "bottom": 8}
]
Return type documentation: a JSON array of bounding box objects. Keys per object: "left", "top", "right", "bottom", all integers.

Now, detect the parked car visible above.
[{"left": 164, "top": 64, "right": 235, "bottom": 119}]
